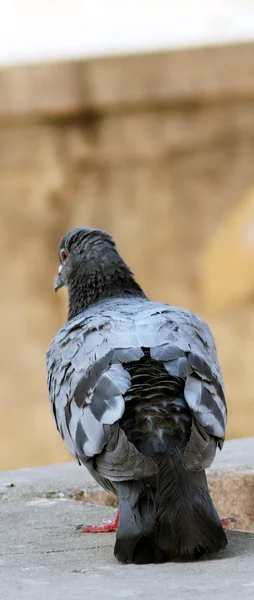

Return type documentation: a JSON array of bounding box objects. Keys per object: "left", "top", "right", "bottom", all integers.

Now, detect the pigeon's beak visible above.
[{"left": 54, "top": 265, "right": 65, "bottom": 292}]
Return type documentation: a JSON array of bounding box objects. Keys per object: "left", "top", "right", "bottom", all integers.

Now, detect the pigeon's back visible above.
[{"left": 47, "top": 296, "right": 225, "bottom": 469}]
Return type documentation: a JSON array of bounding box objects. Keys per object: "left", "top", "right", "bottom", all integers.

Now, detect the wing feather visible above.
[{"left": 46, "top": 297, "right": 227, "bottom": 479}]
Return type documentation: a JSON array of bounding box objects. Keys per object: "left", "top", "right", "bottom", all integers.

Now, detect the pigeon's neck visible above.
[{"left": 67, "top": 262, "right": 145, "bottom": 320}]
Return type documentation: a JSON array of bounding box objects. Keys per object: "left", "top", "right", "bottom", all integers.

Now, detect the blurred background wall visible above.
[{"left": 1, "top": 1, "right": 254, "bottom": 470}]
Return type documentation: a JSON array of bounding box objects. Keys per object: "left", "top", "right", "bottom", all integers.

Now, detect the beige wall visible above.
[{"left": 1, "top": 44, "right": 254, "bottom": 470}]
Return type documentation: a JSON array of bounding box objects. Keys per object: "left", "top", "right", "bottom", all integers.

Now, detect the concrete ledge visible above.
[
  {"left": 1, "top": 438, "right": 253, "bottom": 530},
  {"left": 0, "top": 438, "right": 254, "bottom": 598},
  {"left": 0, "top": 43, "right": 254, "bottom": 119},
  {"left": 207, "top": 438, "right": 254, "bottom": 533}
]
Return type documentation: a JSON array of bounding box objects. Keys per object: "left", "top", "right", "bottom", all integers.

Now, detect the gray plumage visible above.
[
  {"left": 46, "top": 227, "right": 227, "bottom": 563},
  {"left": 47, "top": 298, "right": 226, "bottom": 468}
]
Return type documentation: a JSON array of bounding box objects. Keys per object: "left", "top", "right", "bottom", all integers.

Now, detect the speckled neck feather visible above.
[{"left": 67, "top": 258, "right": 145, "bottom": 320}]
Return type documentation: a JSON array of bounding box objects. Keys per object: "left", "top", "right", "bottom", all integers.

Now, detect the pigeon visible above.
[{"left": 46, "top": 226, "right": 228, "bottom": 564}]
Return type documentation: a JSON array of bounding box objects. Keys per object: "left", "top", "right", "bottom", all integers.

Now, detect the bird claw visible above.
[
  {"left": 221, "top": 517, "right": 237, "bottom": 527},
  {"left": 76, "top": 509, "right": 120, "bottom": 533},
  {"left": 103, "top": 518, "right": 113, "bottom": 524}
]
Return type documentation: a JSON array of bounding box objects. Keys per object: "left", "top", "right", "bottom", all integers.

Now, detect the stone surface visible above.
[
  {"left": 1, "top": 438, "right": 253, "bottom": 534},
  {"left": 1, "top": 438, "right": 254, "bottom": 598},
  {"left": 207, "top": 438, "right": 254, "bottom": 533},
  {"left": 211, "top": 437, "right": 254, "bottom": 473},
  {"left": 1, "top": 461, "right": 254, "bottom": 600},
  {"left": 0, "top": 439, "right": 253, "bottom": 599}
]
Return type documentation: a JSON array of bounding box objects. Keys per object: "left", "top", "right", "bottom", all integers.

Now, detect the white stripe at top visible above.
[{"left": 0, "top": 0, "right": 254, "bottom": 66}]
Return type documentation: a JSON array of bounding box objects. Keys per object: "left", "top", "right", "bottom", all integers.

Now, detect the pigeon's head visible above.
[
  {"left": 54, "top": 227, "right": 116, "bottom": 292},
  {"left": 54, "top": 226, "right": 145, "bottom": 318}
]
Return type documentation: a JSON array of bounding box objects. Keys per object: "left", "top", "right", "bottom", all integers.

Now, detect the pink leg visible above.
[
  {"left": 77, "top": 509, "right": 120, "bottom": 533},
  {"left": 221, "top": 517, "right": 237, "bottom": 527}
]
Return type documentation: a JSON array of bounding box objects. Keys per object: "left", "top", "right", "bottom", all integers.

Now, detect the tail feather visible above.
[
  {"left": 114, "top": 453, "right": 227, "bottom": 564},
  {"left": 114, "top": 482, "right": 162, "bottom": 564}
]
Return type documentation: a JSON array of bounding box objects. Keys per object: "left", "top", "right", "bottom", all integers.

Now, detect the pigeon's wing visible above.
[
  {"left": 46, "top": 315, "right": 157, "bottom": 484},
  {"left": 46, "top": 299, "right": 226, "bottom": 482},
  {"left": 135, "top": 303, "right": 227, "bottom": 470}
]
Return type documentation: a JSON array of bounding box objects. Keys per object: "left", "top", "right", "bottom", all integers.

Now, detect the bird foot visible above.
[
  {"left": 76, "top": 509, "right": 120, "bottom": 533},
  {"left": 221, "top": 517, "right": 237, "bottom": 527},
  {"left": 76, "top": 511, "right": 234, "bottom": 532}
]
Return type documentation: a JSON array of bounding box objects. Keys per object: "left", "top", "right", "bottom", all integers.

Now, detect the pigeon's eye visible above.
[{"left": 60, "top": 249, "right": 69, "bottom": 262}]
